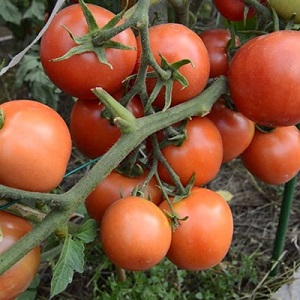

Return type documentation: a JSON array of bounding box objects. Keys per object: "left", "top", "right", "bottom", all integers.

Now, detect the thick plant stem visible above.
[
  {"left": 0, "top": 77, "right": 227, "bottom": 275},
  {"left": 270, "top": 175, "right": 298, "bottom": 276}
]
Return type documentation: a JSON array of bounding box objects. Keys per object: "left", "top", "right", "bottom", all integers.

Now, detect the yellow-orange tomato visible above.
[
  {"left": 85, "top": 170, "right": 163, "bottom": 222},
  {"left": 160, "top": 187, "right": 233, "bottom": 271},
  {"left": 0, "top": 211, "right": 41, "bottom": 300},
  {"left": 100, "top": 196, "right": 172, "bottom": 271},
  {"left": 0, "top": 100, "right": 72, "bottom": 192}
]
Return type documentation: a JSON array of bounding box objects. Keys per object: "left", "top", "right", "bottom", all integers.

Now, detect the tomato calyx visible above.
[
  {"left": 0, "top": 108, "right": 4, "bottom": 129},
  {"left": 145, "top": 54, "right": 192, "bottom": 111},
  {"left": 51, "top": 0, "right": 135, "bottom": 69}
]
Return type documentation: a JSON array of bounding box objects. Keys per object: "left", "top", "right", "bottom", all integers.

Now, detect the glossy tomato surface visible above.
[
  {"left": 70, "top": 93, "right": 143, "bottom": 158},
  {"left": 207, "top": 98, "right": 255, "bottom": 163},
  {"left": 228, "top": 30, "right": 300, "bottom": 127},
  {"left": 0, "top": 211, "right": 41, "bottom": 300},
  {"left": 157, "top": 116, "right": 223, "bottom": 186},
  {"left": 136, "top": 23, "right": 210, "bottom": 108},
  {"left": 241, "top": 126, "right": 300, "bottom": 185},
  {"left": 0, "top": 100, "right": 71, "bottom": 192},
  {"left": 100, "top": 196, "right": 172, "bottom": 271},
  {"left": 213, "top": 0, "right": 255, "bottom": 21},
  {"left": 85, "top": 170, "right": 163, "bottom": 222},
  {"left": 199, "top": 28, "right": 240, "bottom": 78},
  {"left": 159, "top": 187, "right": 233, "bottom": 270},
  {"left": 40, "top": 4, "right": 137, "bottom": 99}
]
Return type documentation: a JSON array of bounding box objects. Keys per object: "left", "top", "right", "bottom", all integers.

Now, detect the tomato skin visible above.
[
  {"left": 213, "top": 0, "right": 255, "bottom": 21},
  {"left": 157, "top": 117, "right": 223, "bottom": 186},
  {"left": 85, "top": 170, "right": 163, "bottom": 222},
  {"left": 228, "top": 30, "right": 300, "bottom": 127},
  {"left": 159, "top": 187, "right": 233, "bottom": 271},
  {"left": 207, "top": 98, "right": 255, "bottom": 163},
  {"left": 40, "top": 4, "right": 137, "bottom": 99},
  {"left": 100, "top": 196, "right": 172, "bottom": 271},
  {"left": 199, "top": 29, "right": 240, "bottom": 78},
  {"left": 268, "top": 0, "right": 300, "bottom": 23},
  {"left": 0, "top": 211, "right": 41, "bottom": 300},
  {"left": 70, "top": 92, "right": 143, "bottom": 158},
  {"left": 0, "top": 100, "right": 71, "bottom": 192},
  {"left": 136, "top": 23, "right": 210, "bottom": 108},
  {"left": 241, "top": 126, "right": 300, "bottom": 185}
]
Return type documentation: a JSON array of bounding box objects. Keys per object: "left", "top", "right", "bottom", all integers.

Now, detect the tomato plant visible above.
[
  {"left": 70, "top": 91, "right": 143, "bottom": 158},
  {"left": 268, "top": 0, "right": 300, "bottom": 23},
  {"left": 40, "top": 4, "right": 137, "bottom": 99},
  {"left": 241, "top": 126, "right": 300, "bottom": 185},
  {"left": 159, "top": 187, "right": 233, "bottom": 270},
  {"left": 85, "top": 170, "right": 163, "bottom": 222},
  {"left": 136, "top": 23, "right": 210, "bottom": 108},
  {"left": 228, "top": 30, "right": 300, "bottom": 127},
  {"left": 100, "top": 196, "right": 172, "bottom": 271},
  {"left": 157, "top": 116, "right": 223, "bottom": 186},
  {"left": 207, "top": 98, "right": 255, "bottom": 163},
  {"left": 212, "top": 0, "right": 256, "bottom": 21},
  {"left": 0, "top": 100, "right": 71, "bottom": 192},
  {"left": 199, "top": 29, "right": 240, "bottom": 78},
  {"left": 0, "top": 211, "right": 41, "bottom": 300}
]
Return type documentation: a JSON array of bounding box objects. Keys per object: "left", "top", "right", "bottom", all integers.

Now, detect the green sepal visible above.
[
  {"left": 50, "top": 0, "right": 135, "bottom": 67},
  {"left": 0, "top": 108, "right": 4, "bottom": 129},
  {"left": 78, "top": 0, "right": 98, "bottom": 32}
]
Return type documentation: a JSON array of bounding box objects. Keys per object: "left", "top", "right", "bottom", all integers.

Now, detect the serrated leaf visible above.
[
  {"left": 216, "top": 190, "right": 234, "bottom": 202},
  {"left": 50, "top": 235, "right": 84, "bottom": 298},
  {"left": 23, "top": 0, "right": 46, "bottom": 21},
  {"left": 0, "top": 1, "right": 22, "bottom": 25},
  {"left": 73, "top": 219, "right": 99, "bottom": 244}
]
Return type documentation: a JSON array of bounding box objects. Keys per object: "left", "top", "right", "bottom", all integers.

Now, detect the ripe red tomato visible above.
[
  {"left": 159, "top": 187, "right": 233, "bottom": 270},
  {"left": 213, "top": 0, "right": 256, "bottom": 21},
  {"left": 228, "top": 30, "right": 300, "bottom": 127},
  {"left": 100, "top": 196, "right": 172, "bottom": 271},
  {"left": 199, "top": 29, "right": 240, "bottom": 78},
  {"left": 241, "top": 126, "right": 300, "bottom": 185},
  {"left": 0, "top": 211, "right": 41, "bottom": 300},
  {"left": 0, "top": 100, "right": 71, "bottom": 192},
  {"left": 40, "top": 4, "right": 137, "bottom": 99},
  {"left": 157, "top": 116, "right": 223, "bottom": 186},
  {"left": 70, "top": 91, "right": 143, "bottom": 158},
  {"left": 136, "top": 23, "right": 210, "bottom": 108},
  {"left": 85, "top": 170, "right": 163, "bottom": 222},
  {"left": 207, "top": 98, "right": 255, "bottom": 163}
]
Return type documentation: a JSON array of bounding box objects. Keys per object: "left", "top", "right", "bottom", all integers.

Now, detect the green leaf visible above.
[
  {"left": 50, "top": 235, "right": 85, "bottom": 298},
  {"left": 23, "top": 0, "right": 46, "bottom": 21},
  {"left": 0, "top": 1, "right": 22, "bottom": 25},
  {"left": 73, "top": 219, "right": 99, "bottom": 244}
]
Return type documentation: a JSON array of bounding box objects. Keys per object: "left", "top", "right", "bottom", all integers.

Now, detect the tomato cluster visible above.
[{"left": 2, "top": 0, "right": 300, "bottom": 296}]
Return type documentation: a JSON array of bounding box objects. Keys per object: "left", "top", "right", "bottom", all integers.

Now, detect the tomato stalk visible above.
[
  {"left": 0, "top": 77, "right": 227, "bottom": 276},
  {"left": 270, "top": 174, "right": 298, "bottom": 276},
  {"left": 92, "top": 87, "right": 137, "bottom": 134},
  {"left": 244, "top": 0, "right": 272, "bottom": 20}
]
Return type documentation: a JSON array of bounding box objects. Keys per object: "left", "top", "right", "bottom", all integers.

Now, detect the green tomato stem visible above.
[
  {"left": 0, "top": 77, "right": 227, "bottom": 276},
  {"left": 92, "top": 87, "right": 137, "bottom": 134}
]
